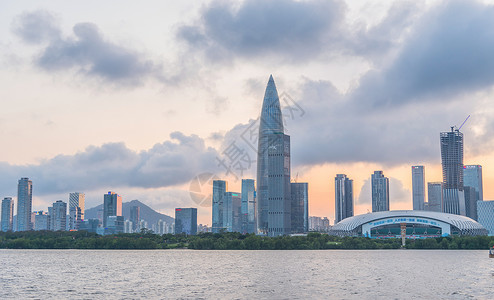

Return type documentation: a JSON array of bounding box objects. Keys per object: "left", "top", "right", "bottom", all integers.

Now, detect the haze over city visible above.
[{"left": 2, "top": 0, "right": 494, "bottom": 225}]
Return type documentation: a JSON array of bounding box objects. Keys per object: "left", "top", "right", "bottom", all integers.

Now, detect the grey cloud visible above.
[
  {"left": 177, "top": 0, "right": 421, "bottom": 64},
  {"left": 13, "top": 10, "right": 163, "bottom": 86},
  {"left": 177, "top": 0, "right": 346, "bottom": 62},
  {"left": 12, "top": 10, "right": 61, "bottom": 44},
  {"left": 351, "top": 0, "right": 494, "bottom": 109},
  {"left": 0, "top": 132, "right": 221, "bottom": 196}
]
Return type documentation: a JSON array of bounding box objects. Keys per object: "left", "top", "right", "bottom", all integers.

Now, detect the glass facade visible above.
[
  {"left": 335, "top": 174, "right": 353, "bottom": 223},
  {"left": 241, "top": 179, "right": 256, "bottom": 234},
  {"left": 52, "top": 200, "right": 67, "bottom": 231},
  {"left": 175, "top": 208, "right": 197, "bottom": 235},
  {"left": 291, "top": 182, "right": 308, "bottom": 233},
  {"left": 130, "top": 206, "right": 140, "bottom": 233},
  {"left": 1, "top": 197, "right": 14, "bottom": 232},
  {"left": 427, "top": 182, "right": 443, "bottom": 212},
  {"left": 412, "top": 166, "right": 425, "bottom": 210},
  {"left": 257, "top": 75, "right": 291, "bottom": 236},
  {"left": 17, "top": 177, "right": 33, "bottom": 231},
  {"left": 477, "top": 200, "right": 494, "bottom": 236},
  {"left": 212, "top": 180, "right": 227, "bottom": 233},
  {"left": 371, "top": 171, "right": 389, "bottom": 212},
  {"left": 103, "top": 192, "right": 122, "bottom": 228}
]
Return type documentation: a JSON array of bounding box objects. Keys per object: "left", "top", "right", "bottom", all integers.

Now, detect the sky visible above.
[{"left": 2, "top": 0, "right": 494, "bottom": 225}]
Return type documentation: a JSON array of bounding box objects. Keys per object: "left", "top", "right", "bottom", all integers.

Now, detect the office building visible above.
[
  {"left": 477, "top": 200, "right": 494, "bottom": 236},
  {"left": 371, "top": 171, "right": 389, "bottom": 212},
  {"left": 103, "top": 191, "right": 122, "bottom": 228},
  {"left": 212, "top": 180, "right": 227, "bottom": 233},
  {"left": 52, "top": 200, "right": 67, "bottom": 231},
  {"left": 34, "top": 211, "right": 50, "bottom": 231},
  {"left": 1, "top": 197, "right": 14, "bottom": 232},
  {"left": 412, "top": 166, "right": 425, "bottom": 210},
  {"left": 106, "top": 216, "right": 124, "bottom": 234},
  {"left": 427, "top": 182, "right": 443, "bottom": 212},
  {"left": 130, "top": 206, "right": 140, "bottom": 233},
  {"left": 440, "top": 128, "right": 465, "bottom": 215},
  {"left": 17, "top": 177, "right": 33, "bottom": 231},
  {"left": 241, "top": 179, "right": 256, "bottom": 234},
  {"left": 257, "top": 75, "right": 292, "bottom": 236},
  {"left": 175, "top": 208, "right": 197, "bottom": 235},
  {"left": 224, "top": 192, "right": 242, "bottom": 232},
  {"left": 335, "top": 174, "right": 354, "bottom": 223},
  {"left": 464, "top": 165, "right": 483, "bottom": 220},
  {"left": 291, "top": 182, "right": 309, "bottom": 233}
]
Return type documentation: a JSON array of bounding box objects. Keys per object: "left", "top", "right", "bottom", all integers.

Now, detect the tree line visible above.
[{"left": 1, "top": 231, "right": 493, "bottom": 250}]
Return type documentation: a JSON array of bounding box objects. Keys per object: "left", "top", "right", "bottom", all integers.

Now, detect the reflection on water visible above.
[{"left": 0, "top": 249, "right": 493, "bottom": 299}]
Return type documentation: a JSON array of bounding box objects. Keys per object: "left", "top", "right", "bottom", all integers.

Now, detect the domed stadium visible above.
[{"left": 331, "top": 210, "right": 488, "bottom": 238}]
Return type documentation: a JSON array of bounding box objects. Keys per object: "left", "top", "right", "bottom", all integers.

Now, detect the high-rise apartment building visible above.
[
  {"left": 17, "top": 177, "right": 33, "bottom": 231},
  {"left": 68, "top": 192, "right": 85, "bottom": 230},
  {"left": 130, "top": 206, "right": 140, "bottom": 233},
  {"left": 175, "top": 208, "right": 197, "bottom": 235},
  {"left": 103, "top": 192, "right": 122, "bottom": 228},
  {"left": 256, "top": 75, "right": 291, "bottom": 236},
  {"left": 412, "top": 166, "right": 425, "bottom": 210},
  {"left": 372, "top": 171, "right": 389, "bottom": 212},
  {"left": 291, "top": 182, "right": 309, "bottom": 233},
  {"left": 212, "top": 180, "right": 227, "bottom": 233},
  {"left": 1, "top": 197, "right": 14, "bottom": 232},
  {"left": 34, "top": 211, "right": 50, "bottom": 231},
  {"left": 427, "top": 182, "right": 443, "bottom": 212},
  {"left": 335, "top": 174, "right": 353, "bottom": 224},
  {"left": 440, "top": 128, "right": 465, "bottom": 215},
  {"left": 52, "top": 200, "right": 67, "bottom": 231},
  {"left": 241, "top": 179, "right": 256, "bottom": 234}
]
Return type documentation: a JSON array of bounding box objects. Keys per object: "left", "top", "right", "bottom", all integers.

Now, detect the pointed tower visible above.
[{"left": 256, "top": 75, "right": 291, "bottom": 236}]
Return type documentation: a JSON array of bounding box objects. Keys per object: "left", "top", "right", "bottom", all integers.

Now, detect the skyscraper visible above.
[
  {"left": 16, "top": 177, "right": 33, "bottom": 231},
  {"left": 1, "top": 197, "right": 14, "bottom": 232},
  {"left": 427, "top": 182, "right": 443, "bottom": 212},
  {"left": 69, "top": 192, "right": 85, "bottom": 230},
  {"left": 464, "top": 165, "right": 483, "bottom": 220},
  {"left": 256, "top": 75, "right": 291, "bottom": 236},
  {"left": 372, "top": 171, "right": 389, "bottom": 212},
  {"left": 52, "top": 200, "right": 67, "bottom": 231},
  {"left": 291, "top": 182, "right": 309, "bottom": 233},
  {"left": 130, "top": 206, "right": 140, "bottom": 233},
  {"left": 440, "top": 128, "right": 465, "bottom": 215},
  {"left": 241, "top": 179, "right": 256, "bottom": 234},
  {"left": 103, "top": 192, "right": 122, "bottom": 228},
  {"left": 34, "top": 211, "right": 50, "bottom": 231},
  {"left": 335, "top": 174, "right": 354, "bottom": 224},
  {"left": 477, "top": 200, "right": 494, "bottom": 235},
  {"left": 412, "top": 166, "right": 425, "bottom": 210},
  {"left": 212, "top": 180, "right": 227, "bottom": 233},
  {"left": 224, "top": 192, "right": 242, "bottom": 232},
  {"left": 175, "top": 208, "right": 197, "bottom": 235}
]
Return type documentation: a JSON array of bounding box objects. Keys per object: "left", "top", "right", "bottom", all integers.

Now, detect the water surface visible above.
[{"left": 1, "top": 249, "right": 493, "bottom": 299}]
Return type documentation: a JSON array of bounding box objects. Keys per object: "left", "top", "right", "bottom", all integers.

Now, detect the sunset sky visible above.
[{"left": 2, "top": 0, "right": 494, "bottom": 225}]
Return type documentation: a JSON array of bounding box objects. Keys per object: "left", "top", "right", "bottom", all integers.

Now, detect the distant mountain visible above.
[{"left": 84, "top": 199, "right": 174, "bottom": 226}]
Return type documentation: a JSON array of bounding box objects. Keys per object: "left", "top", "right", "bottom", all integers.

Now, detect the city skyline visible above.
[{"left": 3, "top": 1, "right": 494, "bottom": 225}]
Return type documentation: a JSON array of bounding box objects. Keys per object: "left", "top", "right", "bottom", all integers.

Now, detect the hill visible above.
[{"left": 84, "top": 199, "right": 174, "bottom": 226}]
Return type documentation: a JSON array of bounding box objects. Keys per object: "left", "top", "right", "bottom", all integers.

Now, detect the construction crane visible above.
[{"left": 455, "top": 115, "right": 470, "bottom": 131}]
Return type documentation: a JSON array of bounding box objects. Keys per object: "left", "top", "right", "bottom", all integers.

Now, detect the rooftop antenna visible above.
[{"left": 457, "top": 115, "right": 470, "bottom": 131}]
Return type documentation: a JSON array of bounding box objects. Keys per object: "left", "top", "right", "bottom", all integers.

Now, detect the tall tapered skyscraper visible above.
[
  {"left": 256, "top": 75, "right": 291, "bottom": 236},
  {"left": 440, "top": 127, "right": 465, "bottom": 215},
  {"left": 17, "top": 177, "right": 33, "bottom": 231}
]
